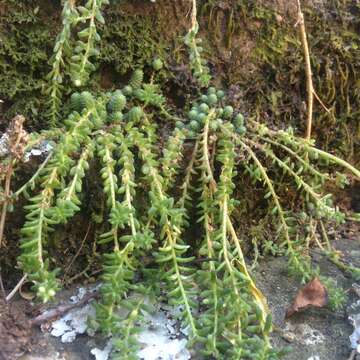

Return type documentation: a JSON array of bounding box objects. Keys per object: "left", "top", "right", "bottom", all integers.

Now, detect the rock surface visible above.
[{"left": 1, "top": 233, "right": 358, "bottom": 360}]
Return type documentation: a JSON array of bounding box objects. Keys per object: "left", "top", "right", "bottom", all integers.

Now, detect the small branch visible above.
[
  {"left": 313, "top": 90, "right": 331, "bottom": 114},
  {"left": 0, "top": 164, "right": 13, "bottom": 248},
  {"left": 191, "top": 0, "right": 197, "bottom": 30},
  {"left": 63, "top": 223, "right": 91, "bottom": 279},
  {"left": 0, "top": 116, "right": 27, "bottom": 248},
  {"left": 0, "top": 270, "right": 6, "bottom": 299},
  {"left": 13, "top": 152, "right": 52, "bottom": 198},
  {"left": 30, "top": 291, "right": 98, "bottom": 326},
  {"left": 5, "top": 274, "right": 28, "bottom": 302},
  {"left": 296, "top": 0, "right": 313, "bottom": 141}
]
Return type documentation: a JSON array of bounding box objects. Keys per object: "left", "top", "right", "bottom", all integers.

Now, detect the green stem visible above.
[
  {"left": 260, "top": 136, "right": 328, "bottom": 181},
  {"left": 135, "top": 129, "right": 198, "bottom": 337},
  {"left": 198, "top": 133, "right": 219, "bottom": 354},
  {"left": 14, "top": 152, "right": 53, "bottom": 198},
  {"left": 221, "top": 195, "right": 242, "bottom": 345},
  {"left": 177, "top": 140, "right": 199, "bottom": 210},
  {"left": 103, "top": 143, "right": 119, "bottom": 250},
  {"left": 37, "top": 168, "right": 58, "bottom": 265},
  {"left": 307, "top": 146, "right": 360, "bottom": 179},
  {"left": 238, "top": 139, "right": 296, "bottom": 260},
  {"left": 124, "top": 173, "right": 137, "bottom": 236},
  {"left": 76, "top": 0, "right": 97, "bottom": 85},
  {"left": 255, "top": 141, "right": 322, "bottom": 203},
  {"left": 65, "top": 144, "right": 92, "bottom": 201}
]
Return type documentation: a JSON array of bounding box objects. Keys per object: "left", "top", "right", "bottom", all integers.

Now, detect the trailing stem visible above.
[
  {"left": 44, "top": 0, "right": 78, "bottom": 125},
  {"left": 196, "top": 114, "right": 219, "bottom": 356},
  {"left": 238, "top": 138, "right": 312, "bottom": 282},
  {"left": 132, "top": 126, "right": 198, "bottom": 339}
]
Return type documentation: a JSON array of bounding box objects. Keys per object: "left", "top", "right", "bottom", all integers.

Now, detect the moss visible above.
[
  {"left": 0, "top": 1, "right": 187, "bottom": 128},
  {"left": 99, "top": 11, "right": 167, "bottom": 76},
  {"left": 199, "top": 1, "right": 359, "bottom": 161},
  {"left": 0, "top": 0, "right": 60, "bottom": 129},
  {"left": 0, "top": 0, "right": 358, "bottom": 162}
]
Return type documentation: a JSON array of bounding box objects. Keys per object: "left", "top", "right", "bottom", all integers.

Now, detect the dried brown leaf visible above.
[{"left": 286, "top": 277, "right": 328, "bottom": 318}]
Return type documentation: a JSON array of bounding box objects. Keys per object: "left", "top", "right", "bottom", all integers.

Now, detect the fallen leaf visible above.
[{"left": 285, "top": 277, "right": 328, "bottom": 318}]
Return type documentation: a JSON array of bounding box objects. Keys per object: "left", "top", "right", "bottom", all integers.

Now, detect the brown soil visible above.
[{"left": 0, "top": 298, "right": 31, "bottom": 360}]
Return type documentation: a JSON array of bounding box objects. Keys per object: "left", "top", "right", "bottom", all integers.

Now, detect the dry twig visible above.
[
  {"left": 0, "top": 115, "right": 28, "bottom": 248},
  {"left": 30, "top": 291, "right": 99, "bottom": 326},
  {"left": 296, "top": 0, "right": 314, "bottom": 141},
  {"left": 190, "top": 0, "right": 197, "bottom": 30},
  {"left": 5, "top": 274, "right": 28, "bottom": 302},
  {"left": 63, "top": 223, "right": 92, "bottom": 279},
  {"left": 0, "top": 270, "right": 6, "bottom": 299}
]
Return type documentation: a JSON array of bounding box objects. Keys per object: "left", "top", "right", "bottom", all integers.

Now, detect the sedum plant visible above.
[
  {"left": 44, "top": 0, "right": 109, "bottom": 125},
  {"left": 69, "top": 0, "right": 109, "bottom": 87},
  {"left": 44, "top": 0, "right": 78, "bottom": 126},
  {"left": 17, "top": 78, "right": 359, "bottom": 358},
  {"left": 9, "top": 1, "right": 360, "bottom": 359}
]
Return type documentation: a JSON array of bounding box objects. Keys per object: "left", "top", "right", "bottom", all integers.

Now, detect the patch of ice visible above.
[
  {"left": 0, "top": 133, "right": 10, "bottom": 156},
  {"left": 180, "top": 324, "right": 191, "bottom": 337},
  {"left": 30, "top": 149, "right": 42, "bottom": 156},
  {"left": 137, "top": 306, "right": 190, "bottom": 360},
  {"left": 349, "top": 311, "right": 360, "bottom": 353},
  {"left": 91, "top": 340, "right": 112, "bottom": 360},
  {"left": 50, "top": 304, "right": 95, "bottom": 343},
  {"left": 70, "top": 287, "right": 88, "bottom": 303},
  {"left": 138, "top": 331, "right": 190, "bottom": 360},
  {"left": 348, "top": 299, "right": 360, "bottom": 313},
  {"left": 24, "top": 140, "right": 54, "bottom": 162},
  {"left": 348, "top": 299, "right": 360, "bottom": 353},
  {"left": 47, "top": 288, "right": 190, "bottom": 359},
  {"left": 50, "top": 320, "right": 72, "bottom": 337},
  {"left": 166, "top": 322, "right": 176, "bottom": 335}
]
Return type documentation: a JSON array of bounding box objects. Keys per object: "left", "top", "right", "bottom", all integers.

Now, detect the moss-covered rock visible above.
[{"left": 0, "top": 0, "right": 358, "bottom": 161}]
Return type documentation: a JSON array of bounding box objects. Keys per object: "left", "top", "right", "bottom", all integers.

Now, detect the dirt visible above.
[{"left": 0, "top": 298, "right": 31, "bottom": 360}]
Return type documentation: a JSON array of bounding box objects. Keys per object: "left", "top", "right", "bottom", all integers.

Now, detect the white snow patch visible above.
[
  {"left": 24, "top": 140, "right": 53, "bottom": 162},
  {"left": 349, "top": 299, "right": 360, "bottom": 353},
  {"left": 307, "top": 356, "right": 320, "bottom": 360},
  {"left": 88, "top": 303, "right": 191, "bottom": 360},
  {"left": 70, "top": 287, "right": 87, "bottom": 303},
  {"left": 138, "top": 334, "right": 189, "bottom": 360},
  {"left": 137, "top": 308, "right": 190, "bottom": 360},
  {"left": 349, "top": 315, "right": 360, "bottom": 351},
  {"left": 44, "top": 287, "right": 191, "bottom": 359},
  {"left": 302, "top": 325, "right": 325, "bottom": 346},
  {"left": 349, "top": 313, "right": 360, "bottom": 354},
  {"left": 49, "top": 288, "right": 98, "bottom": 343},
  {"left": 0, "top": 133, "right": 10, "bottom": 156},
  {"left": 90, "top": 341, "right": 113, "bottom": 360},
  {"left": 50, "top": 304, "right": 95, "bottom": 343}
]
